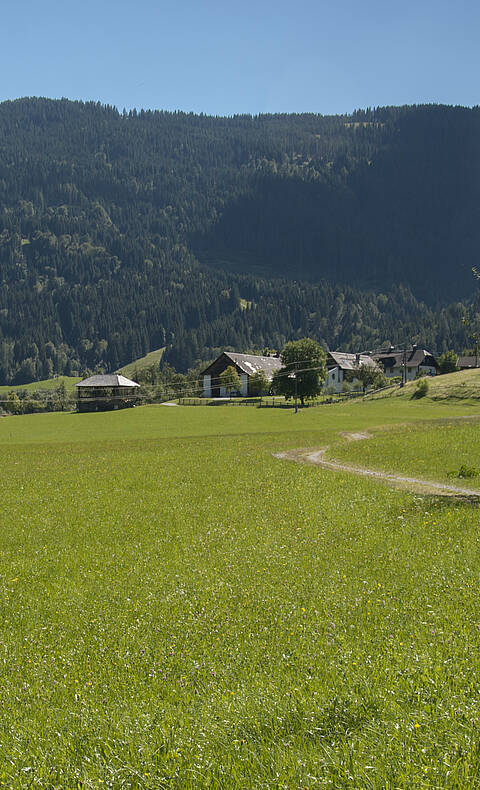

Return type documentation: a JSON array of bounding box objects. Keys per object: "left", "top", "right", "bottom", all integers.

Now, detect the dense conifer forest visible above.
[{"left": 0, "top": 97, "right": 479, "bottom": 383}]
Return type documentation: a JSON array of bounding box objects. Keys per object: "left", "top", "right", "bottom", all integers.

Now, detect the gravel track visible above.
[{"left": 274, "top": 447, "right": 480, "bottom": 498}]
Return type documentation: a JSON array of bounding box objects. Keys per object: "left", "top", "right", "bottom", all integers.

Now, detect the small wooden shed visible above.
[{"left": 75, "top": 374, "right": 140, "bottom": 412}]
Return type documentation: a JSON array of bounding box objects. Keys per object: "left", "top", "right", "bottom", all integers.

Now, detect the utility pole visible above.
[
  {"left": 288, "top": 372, "right": 298, "bottom": 413},
  {"left": 394, "top": 343, "right": 412, "bottom": 387}
]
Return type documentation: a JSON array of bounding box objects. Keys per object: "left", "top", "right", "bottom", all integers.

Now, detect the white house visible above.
[{"left": 325, "top": 352, "right": 378, "bottom": 393}]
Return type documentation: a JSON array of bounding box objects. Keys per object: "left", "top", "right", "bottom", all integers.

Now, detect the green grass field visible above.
[
  {"left": 1, "top": 398, "right": 480, "bottom": 787},
  {"left": 0, "top": 376, "right": 81, "bottom": 396},
  {"left": 370, "top": 367, "right": 480, "bottom": 402}
]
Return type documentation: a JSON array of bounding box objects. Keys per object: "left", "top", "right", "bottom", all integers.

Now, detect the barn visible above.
[{"left": 201, "top": 352, "right": 282, "bottom": 397}]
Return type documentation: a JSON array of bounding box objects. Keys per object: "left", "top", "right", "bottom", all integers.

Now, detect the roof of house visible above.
[
  {"left": 457, "top": 356, "right": 479, "bottom": 369},
  {"left": 327, "top": 352, "right": 378, "bottom": 371},
  {"left": 202, "top": 352, "right": 283, "bottom": 379},
  {"left": 373, "top": 349, "right": 437, "bottom": 369},
  {"left": 225, "top": 352, "right": 283, "bottom": 377},
  {"left": 76, "top": 374, "right": 140, "bottom": 388}
]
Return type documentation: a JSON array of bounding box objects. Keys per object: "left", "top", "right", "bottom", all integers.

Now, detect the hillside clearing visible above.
[
  {"left": 116, "top": 346, "right": 165, "bottom": 378},
  {"left": 0, "top": 375, "right": 80, "bottom": 396}
]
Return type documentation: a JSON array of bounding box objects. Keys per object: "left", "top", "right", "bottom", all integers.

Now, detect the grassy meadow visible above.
[
  {"left": 0, "top": 376, "right": 81, "bottom": 397},
  {"left": 1, "top": 398, "right": 480, "bottom": 787}
]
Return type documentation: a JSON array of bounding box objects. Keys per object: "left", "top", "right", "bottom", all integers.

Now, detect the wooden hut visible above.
[{"left": 75, "top": 374, "right": 140, "bottom": 412}]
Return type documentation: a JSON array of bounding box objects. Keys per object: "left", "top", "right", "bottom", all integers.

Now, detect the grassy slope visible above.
[
  {"left": 1, "top": 399, "right": 480, "bottom": 787},
  {"left": 328, "top": 416, "right": 480, "bottom": 491},
  {"left": 371, "top": 367, "right": 480, "bottom": 402},
  {"left": 0, "top": 375, "right": 81, "bottom": 395},
  {"left": 116, "top": 347, "right": 165, "bottom": 379}
]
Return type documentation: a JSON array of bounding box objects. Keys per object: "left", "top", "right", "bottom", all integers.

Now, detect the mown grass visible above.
[{"left": 1, "top": 400, "right": 480, "bottom": 787}]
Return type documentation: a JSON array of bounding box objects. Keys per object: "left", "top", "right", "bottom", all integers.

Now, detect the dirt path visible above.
[{"left": 274, "top": 446, "right": 480, "bottom": 498}]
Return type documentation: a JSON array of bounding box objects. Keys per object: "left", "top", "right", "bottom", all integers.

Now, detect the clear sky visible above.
[{"left": 1, "top": 0, "right": 478, "bottom": 116}]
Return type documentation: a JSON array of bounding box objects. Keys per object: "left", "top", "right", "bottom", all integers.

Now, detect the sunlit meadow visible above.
[{"left": 0, "top": 399, "right": 479, "bottom": 788}]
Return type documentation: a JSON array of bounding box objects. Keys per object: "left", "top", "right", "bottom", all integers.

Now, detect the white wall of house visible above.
[
  {"left": 203, "top": 374, "right": 211, "bottom": 398},
  {"left": 385, "top": 365, "right": 436, "bottom": 380},
  {"left": 325, "top": 367, "right": 369, "bottom": 393},
  {"left": 203, "top": 366, "right": 275, "bottom": 398},
  {"left": 325, "top": 367, "right": 344, "bottom": 393}
]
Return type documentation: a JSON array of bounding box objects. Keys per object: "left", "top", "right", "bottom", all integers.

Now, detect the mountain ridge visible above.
[{"left": 0, "top": 98, "right": 478, "bottom": 383}]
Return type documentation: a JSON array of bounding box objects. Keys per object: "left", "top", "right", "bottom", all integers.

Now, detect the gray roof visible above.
[
  {"left": 458, "top": 356, "right": 479, "bottom": 369},
  {"left": 373, "top": 349, "right": 437, "bottom": 369},
  {"left": 223, "top": 352, "right": 283, "bottom": 379},
  {"left": 327, "top": 352, "right": 378, "bottom": 371},
  {"left": 201, "top": 352, "right": 283, "bottom": 379},
  {"left": 76, "top": 374, "right": 140, "bottom": 388}
]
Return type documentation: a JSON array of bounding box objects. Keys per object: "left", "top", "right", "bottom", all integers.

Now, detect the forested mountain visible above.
[{"left": 0, "top": 98, "right": 478, "bottom": 383}]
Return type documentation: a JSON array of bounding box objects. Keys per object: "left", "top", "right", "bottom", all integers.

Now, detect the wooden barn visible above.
[
  {"left": 76, "top": 374, "right": 140, "bottom": 412},
  {"left": 201, "top": 352, "right": 282, "bottom": 397}
]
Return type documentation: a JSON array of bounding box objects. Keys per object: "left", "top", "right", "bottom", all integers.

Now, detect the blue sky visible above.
[{"left": 2, "top": 0, "right": 479, "bottom": 116}]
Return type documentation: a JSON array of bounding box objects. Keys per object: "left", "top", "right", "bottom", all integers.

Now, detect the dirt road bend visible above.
[{"left": 274, "top": 447, "right": 480, "bottom": 498}]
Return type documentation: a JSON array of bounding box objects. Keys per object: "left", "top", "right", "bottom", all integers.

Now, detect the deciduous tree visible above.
[
  {"left": 438, "top": 350, "right": 458, "bottom": 374},
  {"left": 347, "top": 362, "right": 387, "bottom": 393},
  {"left": 272, "top": 338, "right": 326, "bottom": 406},
  {"left": 249, "top": 370, "right": 269, "bottom": 396}
]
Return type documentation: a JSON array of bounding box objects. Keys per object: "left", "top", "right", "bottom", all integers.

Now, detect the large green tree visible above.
[
  {"left": 273, "top": 338, "right": 326, "bottom": 406},
  {"left": 347, "top": 362, "right": 387, "bottom": 393}
]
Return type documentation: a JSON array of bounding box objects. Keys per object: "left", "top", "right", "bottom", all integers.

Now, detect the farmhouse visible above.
[
  {"left": 76, "top": 374, "right": 140, "bottom": 412},
  {"left": 325, "top": 352, "right": 378, "bottom": 393},
  {"left": 372, "top": 346, "right": 437, "bottom": 381},
  {"left": 201, "top": 352, "right": 282, "bottom": 397}
]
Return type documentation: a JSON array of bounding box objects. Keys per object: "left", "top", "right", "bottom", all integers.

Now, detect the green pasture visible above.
[
  {"left": 370, "top": 367, "right": 480, "bottom": 402},
  {"left": 0, "top": 376, "right": 81, "bottom": 396},
  {"left": 0, "top": 398, "right": 480, "bottom": 787},
  {"left": 328, "top": 417, "right": 480, "bottom": 491}
]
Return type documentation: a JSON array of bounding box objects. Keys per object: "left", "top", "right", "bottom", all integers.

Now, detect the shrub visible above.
[
  {"left": 5, "top": 392, "right": 21, "bottom": 413},
  {"left": 457, "top": 464, "right": 479, "bottom": 479},
  {"left": 23, "top": 399, "right": 47, "bottom": 414},
  {"left": 413, "top": 378, "right": 429, "bottom": 398}
]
